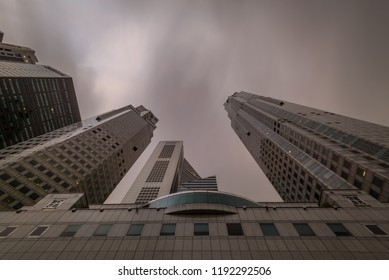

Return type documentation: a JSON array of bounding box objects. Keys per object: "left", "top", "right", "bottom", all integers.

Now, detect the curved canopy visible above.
[{"left": 143, "top": 191, "right": 259, "bottom": 209}]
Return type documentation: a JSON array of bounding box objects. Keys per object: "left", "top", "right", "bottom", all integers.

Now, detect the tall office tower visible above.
[
  {"left": 122, "top": 141, "right": 217, "bottom": 204},
  {"left": 225, "top": 91, "right": 389, "bottom": 203},
  {"left": 0, "top": 105, "right": 158, "bottom": 210},
  {"left": 0, "top": 33, "right": 81, "bottom": 149}
]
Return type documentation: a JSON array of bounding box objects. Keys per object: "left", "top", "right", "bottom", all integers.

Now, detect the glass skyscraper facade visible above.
[
  {"left": 225, "top": 91, "right": 389, "bottom": 203},
  {"left": 0, "top": 34, "right": 81, "bottom": 149}
]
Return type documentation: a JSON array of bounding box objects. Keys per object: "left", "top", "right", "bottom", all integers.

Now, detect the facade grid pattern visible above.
[
  {"left": 146, "top": 161, "right": 170, "bottom": 183},
  {"left": 1, "top": 190, "right": 388, "bottom": 260},
  {"left": 158, "top": 145, "right": 175, "bottom": 158},
  {"left": 135, "top": 187, "right": 160, "bottom": 204},
  {"left": 0, "top": 107, "right": 157, "bottom": 210}
]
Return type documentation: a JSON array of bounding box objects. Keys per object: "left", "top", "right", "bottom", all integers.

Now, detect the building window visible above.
[
  {"left": 160, "top": 223, "right": 176, "bottom": 236},
  {"left": 93, "top": 224, "right": 112, "bottom": 236},
  {"left": 29, "top": 192, "right": 39, "bottom": 200},
  {"left": 135, "top": 187, "right": 160, "bottom": 204},
  {"left": 15, "top": 166, "right": 25, "bottom": 173},
  {"left": 260, "top": 223, "right": 279, "bottom": 236},
  {"left": 127, "top": 224, "right": 144, "bottom": 236},
  {"left": 356, "top": 167, "right": 366, "bottom": 177},
  {"left": 226, "top": 223, "right": 244, "bottom": 236},
  {"left": 18, "top": 186, "right": 30, "bottom": 194},
  {"left": 372, "top": 177, "right": 383, "bottom": 188},
  {"left": 293, "top": 223, "right": 315, "bottom": 236},
  {"left": 9, "top": 180, "right": 21, "bottom": 188},
  {"left": 146, "top": 161, "right": 169, "bottom": 182},
  {"left": 28, "top": 226, "right": 50, "bottom": 237},
  {"left": 369, "top": 189, "right": 380, "bottom": 199},
  {"left": 327, "top": 223, "right": 352, "bottom": 236},
  {"left": 194, "top": 223, "right": 209, "bottom": 236},
  {"left": 341, "top": 171, "right": 348, "bottom": 180},
  {"left": 344, "top": 196, "right": 368, "bottom": 206},
  {"left": 0, "top": 226, "right": 18, "bottom": 237},
  {"left": 2, "top": 196, "right": 15, "bottom": 204},
  {"left": 364, "top": 224, "right": 387, "bottom": 236},
  {"left": 0, "top": 173, "right": 11, "bottom": 181},
  {"left": 353, "top": 179, "right": 362, "bottom": 189},
  {"left": 60, "top": 225, "right": 80, "bottom": 237},
  {"left": 159, "top": 145, "right": 175, "bottom": 158},
  {"left": 343, "top": 160, "right": 351, "bottom": 169}
]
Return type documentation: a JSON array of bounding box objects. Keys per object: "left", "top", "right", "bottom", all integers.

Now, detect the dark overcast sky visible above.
[{"left": 1, "top": 0, "right": 389, "bottom": 203}]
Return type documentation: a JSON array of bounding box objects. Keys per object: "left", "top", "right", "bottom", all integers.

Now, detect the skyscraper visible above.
[
  {"left": 0, "top": 105, "right": 158, "bottom": 210},
  {"left": 225, "top": 91, "right": 389, "bottom": 203},
  {"left": 122, "top": 140, "right": 217, "bottom": 204},
  {"left": 0, "top": 136, "right": 388, "bottom": 260},
  {"left": 0, "top": 32, "right": 38, "bottom": 63},
  {"left": 0, "top": 32, "right": 81, "bottom": 149}
]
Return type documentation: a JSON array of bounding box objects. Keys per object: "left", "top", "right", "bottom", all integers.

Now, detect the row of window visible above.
[
  {"left": 0, "top": 122, "right": 130, "bottom": 208},
  {"left": 251, "top": 99, "right": 387, "bottom": 196},
  {"left": 159, "top": 144, "right": 175, "bottom": 158},
  {"left": 254, "top": 97, "right": 387, "bottom": 163},
  {"left": 260, "top": 122, "right": 387, "bottom": 203},
  {"left": 0, "top": 223, "right": 386, "bottom": 238},
  {"left": 259, "top": 139, "right": 322, "bottom": 202},
  {"left": 0, "top": 122, "right": 81, "bottom": 156}
]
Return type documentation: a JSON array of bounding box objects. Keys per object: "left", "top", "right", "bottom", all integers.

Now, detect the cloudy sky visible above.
[{"left": 1, "top": 0, "right": 389, "bottom": 203}]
